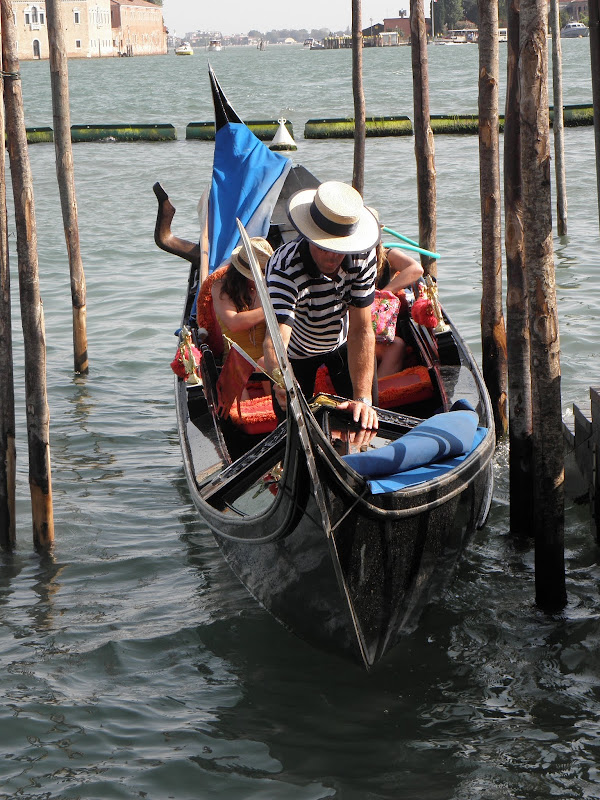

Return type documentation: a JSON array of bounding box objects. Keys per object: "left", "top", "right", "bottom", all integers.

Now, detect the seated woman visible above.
[
  {"left": 375, "top": 245, "right": 424, "bottom": 378},
  {"left": 211, "top": 236, "right": 274, "bottom": 397}
]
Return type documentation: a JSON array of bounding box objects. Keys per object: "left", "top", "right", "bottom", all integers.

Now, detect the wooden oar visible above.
[
  {"left": 236, "top": 219, "right": 372, "bottom": 667},
  {"left": 235, "top": 219, "right": 331, "bottom": 519}
]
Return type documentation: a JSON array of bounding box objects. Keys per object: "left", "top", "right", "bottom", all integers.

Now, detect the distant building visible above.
[
  {"left": 383, "top": 17, "right": 417, "bottom": 38},
  {"left": 560, "top": 0, "right": 588, "bottom": 19},
  {"left": 111, "top": 0, "right": 167, "bottom": 57},
  {"left": 10, "top": 0, "right": 166, "bottom": 60}
]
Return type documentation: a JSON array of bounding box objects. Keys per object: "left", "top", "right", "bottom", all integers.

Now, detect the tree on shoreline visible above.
[{"left": 434, "top": 0, "right": 508, "bottom": 29}]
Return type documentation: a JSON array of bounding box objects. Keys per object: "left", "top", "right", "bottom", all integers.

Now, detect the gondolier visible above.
[{"left": 263, "top": 180, "right": 381, "bottom": 431}]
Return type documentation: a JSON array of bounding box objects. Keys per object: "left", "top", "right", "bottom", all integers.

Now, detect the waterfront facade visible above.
[
  {"left": 111, "top": 0, "right": 167, "bottom": 57},
  {"left": 12, "top": 0, "right": 166, "bottom": 60}
]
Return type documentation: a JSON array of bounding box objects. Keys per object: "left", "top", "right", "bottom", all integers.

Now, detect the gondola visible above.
[{"left": 153, "top": 68, "right": 495, "bottom": 669}]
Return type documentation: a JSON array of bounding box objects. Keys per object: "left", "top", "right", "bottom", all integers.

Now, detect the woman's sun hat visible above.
[
  {"left": 230, "top": 237, "right": 274, "bottom": 280},
  {"left": 287, "top": 181, "right": 380, "bottom": 254}
]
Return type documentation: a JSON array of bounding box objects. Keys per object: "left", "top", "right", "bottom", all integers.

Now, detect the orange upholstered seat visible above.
[
  {"left": 195, "top": 266, "right": 228, "bottom": 357},
  {"left": 227, "top": 394, "right": 278, "bottom": 435}
]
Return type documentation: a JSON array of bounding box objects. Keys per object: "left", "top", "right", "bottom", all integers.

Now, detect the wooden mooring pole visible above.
[
  {"left": 0, "top": 8, "right": 17, "bottom": 547},
  {"left": 352, "top": 0, "right": 366, "bottom": 196},
  {"left": 1, "top": 0, "right": 54, "bottom": 548},
  {"left": 549, "top": 0, "right": 568, "bottom": 235},
  {"left": 410, "top": 0, "right": 437, "bottom": 278},
  {"left": 590, "top": 0, "right": 600, "bottom": 227},
  {"left": 46, "top": 0, "right": 89, "bottom": 374},
  {"left": 520, "top": 0, "right": 566, "bottom": 610},
  {"left": 505, "top": 0, "right": 535, "bottom": 538},
  {"left": 478, "top": 0, "right": 508, "bottom": 439}
]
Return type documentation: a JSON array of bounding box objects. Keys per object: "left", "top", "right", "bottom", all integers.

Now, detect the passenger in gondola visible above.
[
  {"left": 373, "top": 243, "right": 423, "bottom": 378},
  {"left": 211, "top": 237, "right": 273, "bottom": 397},
  {"left": 263, "top": 181, "right": 380, "bottom": 432}
]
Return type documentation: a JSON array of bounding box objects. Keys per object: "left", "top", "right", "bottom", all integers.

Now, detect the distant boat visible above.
[
  {"left": 437, "top": 28, "right": 478, "bottom": 45},
  {"left": 257, "top": 39, "right": 267, "bottom": 50},
  {"left": 175, "top": 42, "right": 193, "bottom": 55},
  {"left": 208, "top": 39, "right": 222, "bottom": 51},
  {"left": 560, "top": 21, "right": 589, "bottom": 38},
  {"left": 309, "top": 41, "right": 325, "bottom": 50}
]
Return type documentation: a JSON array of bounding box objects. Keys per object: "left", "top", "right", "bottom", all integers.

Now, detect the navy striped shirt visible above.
[{"left": 265, "top": 237, "right": 377, "bottom": 360}]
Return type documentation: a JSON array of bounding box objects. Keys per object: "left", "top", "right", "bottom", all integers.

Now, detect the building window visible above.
[
  {"left": 74, "top": 10, "right": 80, "bottom": 24},
  {"left": 75, "top": 39, "right": 81, "bottom": 48},
  {"left": 39, "top": 11, "right": 44, "bottom": 23},
  {"left": 31, "top": 6, "right": 38, "bottom": 23},
  {"left": 25, "top": 12, "right": 30, "bottom": 23}
]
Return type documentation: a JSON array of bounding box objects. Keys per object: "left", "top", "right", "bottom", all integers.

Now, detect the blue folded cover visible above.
[
  {"left": 366, "top": 427, "right": 487, "bottom": 495},
  {"left": 343, "top": 409, "right": 479, "bottom": 478}
]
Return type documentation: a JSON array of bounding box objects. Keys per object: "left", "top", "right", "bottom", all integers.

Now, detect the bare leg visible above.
[{"left": 376, "top": 337, "right": 406, "bottom": 378}]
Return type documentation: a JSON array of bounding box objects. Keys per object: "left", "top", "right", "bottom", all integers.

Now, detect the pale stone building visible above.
[
  {"left": 111, "top": 0, "right": 167, "bottom": 57},
  {"left": 11, "top": 0, "right": 166, "bottom": 60}
]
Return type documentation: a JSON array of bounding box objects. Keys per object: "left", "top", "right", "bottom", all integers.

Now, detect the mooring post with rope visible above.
[{"left": 1, "top": 0, "right": 55, "bottom": 548}]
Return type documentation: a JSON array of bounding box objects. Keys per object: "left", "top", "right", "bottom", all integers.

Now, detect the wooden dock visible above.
[{"left": 563, "top": 387, "right": 600, "bottom": 538}]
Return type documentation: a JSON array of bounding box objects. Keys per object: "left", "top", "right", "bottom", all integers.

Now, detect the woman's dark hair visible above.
[{"left": 220, "top": 263, "right": 253, "bottom": 311}]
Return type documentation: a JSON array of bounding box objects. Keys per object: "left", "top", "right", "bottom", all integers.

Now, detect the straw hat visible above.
[
  {"left": 287, "top": 181, "right": 380, "bottom": 254},
  {"left": 230, "top": 237, "right": 274, "bottom": 280}
]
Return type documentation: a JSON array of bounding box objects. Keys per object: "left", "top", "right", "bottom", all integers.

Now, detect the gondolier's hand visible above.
[
  {"left": 338, "top": 397, "right": 379, "bottom": 431},
  {"left": 273, "top": 383, "right": 287, "bottom": 410}
]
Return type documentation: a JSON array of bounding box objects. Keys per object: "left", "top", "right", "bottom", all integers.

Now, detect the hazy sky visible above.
[{"left": 162, "top": 1, "right": 429, "bottom": 37}]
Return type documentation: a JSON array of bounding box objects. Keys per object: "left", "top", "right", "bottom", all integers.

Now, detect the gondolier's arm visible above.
[
  {"left": 342, "top": 304, "right": 378, "bottom": 431},
  {"left": 263, "top": 323, "right": 292, "bottom": 410}
]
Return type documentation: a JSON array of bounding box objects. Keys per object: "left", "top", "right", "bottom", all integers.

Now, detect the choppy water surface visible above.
[{"left": 1, "top": 42, "right": 600, "bottom": 799}]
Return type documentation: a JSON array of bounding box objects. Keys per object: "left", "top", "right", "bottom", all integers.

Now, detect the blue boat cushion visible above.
[
  {"left": 365, "top": 427, "right": 487, "bottom": 495},
  {"left": 343, "top": 409, "right": 479, "bottom": 478}
]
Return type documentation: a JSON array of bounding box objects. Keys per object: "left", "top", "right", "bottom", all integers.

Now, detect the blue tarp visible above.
[{"left": 208, "top": 122, "right": 291, "bottom": 273}]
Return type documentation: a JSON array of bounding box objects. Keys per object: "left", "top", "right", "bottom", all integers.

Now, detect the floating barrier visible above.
[
  {"left": 430, "top": 114, "right": 492, "bottom": 134},
  {"left": 304, "top": 115, "right": 412, "bottom": 139},
  {"left": 26, "top": 126, "right": 53, "bottom": 144},
  {"left": 551, "top": 103, "right": 594, "bottom": 127},
  {"left": 19, "top": 103, "right": 593, "bottom": 146},
  {"left": 304, "top": 104, "right": 592, "bottom": 138},
  {"left": 70, "top": 123, "right": 176, "bottom": 142},
  {"left": 187, "top": 119, "right": 294, "bottom": 141}
]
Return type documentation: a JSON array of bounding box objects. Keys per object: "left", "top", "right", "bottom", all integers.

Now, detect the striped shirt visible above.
[{"left": 265, "top": 237, "right": 377, "bottom": 360}]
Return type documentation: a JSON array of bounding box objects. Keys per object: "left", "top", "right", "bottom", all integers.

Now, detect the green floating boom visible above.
[
  {"left": 26, "top": 126, "right": 53, "bottom": 144},
  {"left": 187, "top": 120, "right": 294, "bottom": 141},
  {"left": 551, "top": 103, "right": 594, "bottom": 127},
  {"left": 304, "top": 115, "right": 412, "bottom": 139},
  {"left": 70, "top": 123, "right": 176, "bottom": 142}
]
